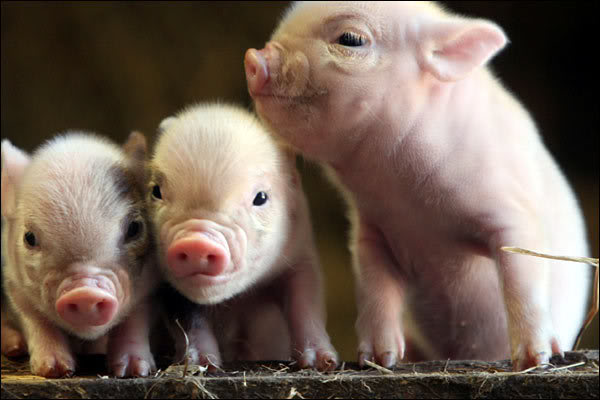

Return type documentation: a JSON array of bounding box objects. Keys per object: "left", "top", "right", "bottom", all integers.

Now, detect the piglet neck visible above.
[{"left": 330, "top": 69, "right": 497, "bottom": 193}]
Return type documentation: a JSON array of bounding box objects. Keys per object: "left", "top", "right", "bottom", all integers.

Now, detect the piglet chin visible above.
[{"left": 171, "top": 279, "right": 238, "bottom": 305}]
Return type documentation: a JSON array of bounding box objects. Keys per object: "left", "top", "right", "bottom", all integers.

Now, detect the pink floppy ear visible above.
[
  {"left": 418, "top": 18, "right": 507, "bottom": 82},
  {"left": 1, "top": 140, "right": 31, "bottom": 218}
]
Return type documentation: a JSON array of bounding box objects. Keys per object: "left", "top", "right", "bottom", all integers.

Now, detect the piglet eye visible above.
[
  {"left": 24, "top": 231, "right": 37, "bottom": 248},
  {"left": 338, "top": 32, "right": 365, "bottom": 47},
  {"left": 253, "top": 191, "right": 268, "bottom": 206},
  {"left": 152, "top": 185, "right": 162, "bottom": 199},
  {"left": 125, "top": 220, "right": 143, "bottom": 242}
]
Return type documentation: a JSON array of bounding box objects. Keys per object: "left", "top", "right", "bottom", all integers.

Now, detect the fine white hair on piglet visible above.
[
  {"left": 149, "top": 102, "right": 338, "bottom": 371},
  {"left": 151, "top": 103, "right": 294, "bottom": 301},
  {"left": 1, "top": 131, "right": 159, "bottom": 378},
  {"left": 153, "top": 103, "right": 287, "bottom": 212},
  {"left": 19, "top": 134, "right": 135, "bottom": 241}
]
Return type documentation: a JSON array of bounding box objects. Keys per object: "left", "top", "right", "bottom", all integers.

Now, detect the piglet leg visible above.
[
  {"left": 286, "top": 256, "right": 338, "bottom": 371},
  {"left": 1, "top": 307, "right": 26, "bottom": 357},
  {"left": 492, "top": 229, "right": 562, "bottom": 371},
  {"left": 354, "top": 221, "right": 406, "bottom": 369},
  {"left": 172, "top": 312, "right": 221, "bottom": 370},
  {"left": 107, "top": 300, "right": 156, "bottom": 377},
  {"left": 10, "top": 289, "right": 75, "bottom": 377}
]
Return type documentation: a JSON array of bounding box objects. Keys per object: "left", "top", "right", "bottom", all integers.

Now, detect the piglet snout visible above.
[
  {"left": 245, "top": 48, "right": 270, "bottom": 96},
  {"left": 56, "top": 288, "right": 118, "bottom": 327},
  {"left": 167, "top": 233, "right": 230, "bottom": 278}
]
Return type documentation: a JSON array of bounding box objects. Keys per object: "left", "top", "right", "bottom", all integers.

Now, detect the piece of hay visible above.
[
  {"left": 501, "top": 247, "right": 598, "bottom": 267},
  {"left": 174, "top": 319, "right": 190, "bottom": 378},
  {"left": 363, "top": 359, "right": 394, "bottom": 375}
]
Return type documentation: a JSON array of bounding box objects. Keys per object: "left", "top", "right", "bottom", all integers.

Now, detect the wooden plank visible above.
[{"left": 1, "top": 350, "right": 598, "bottom": 399}]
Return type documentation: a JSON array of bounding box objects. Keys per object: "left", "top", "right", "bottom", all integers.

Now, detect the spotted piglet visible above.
[{"left": 1, "top": 132, "right": 159, "bottom": 377}]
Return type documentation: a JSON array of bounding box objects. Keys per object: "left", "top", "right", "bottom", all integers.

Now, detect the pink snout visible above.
[
  {"left": 245, "top": 48, "right": 270, "bottom": 96},
  {"left": 167, "top": 234, "right": 230, "bottom": 279},
  {"left": 56, "top": 287, "right": 118, "bottom": 328}
]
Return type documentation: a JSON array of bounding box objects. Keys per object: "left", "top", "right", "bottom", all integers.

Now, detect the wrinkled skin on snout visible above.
[
  {"left": 148, "top": 103, "right": 337, "bottom": 370},
  {"left": 246, "top": 1, "right": 590, "bottom": 371},
  {"left": 1, "top": 133, "right": 159, "bottom": 377}
]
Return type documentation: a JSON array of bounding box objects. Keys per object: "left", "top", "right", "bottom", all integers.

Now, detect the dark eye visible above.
[
  {"left": 338, "top": 32, "right": 366, "bottom": 47},
  {"left": 24, "top": 231, "right": 37, "bottom": 248},
  {"left": 125, "top": 220, "right": 143, "bottom": 242},
  {"left": 253, "top": 191, "right": 268, "bottom": 206},
  {"left": 152, "top": 185, "right": 162, "bottom": 199}
]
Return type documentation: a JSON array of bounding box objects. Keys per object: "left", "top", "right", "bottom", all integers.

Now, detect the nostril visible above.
[
  {"left": 167, "top": 234, "right": 230, "bottom": 278},
  {"left": 56, "top": 289, "right": 118, "bottom": 327},
  {"left": 96, "top": 301, "right": 106, "bottom": 312}
]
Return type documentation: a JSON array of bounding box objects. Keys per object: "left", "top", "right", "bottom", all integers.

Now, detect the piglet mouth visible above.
[{"left": 177, "top": 271, "right": 234, "bottom": 288}]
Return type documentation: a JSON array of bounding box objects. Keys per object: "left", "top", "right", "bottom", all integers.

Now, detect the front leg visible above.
[
  {"left": 353, "top": 219, "right": 406, "bottom": 369},
  {"left": 107, "top": 299, "right": 157, "bottom": 378},
  {"left": 1, "top": 305, "right": 26, "bottom": 357},
  {"left": 8, "top": 289, "right": 75, "bottom": 377},
  {"left": 172, "top": 310, "right": 221, "bottom": 370},
  {"left": 491, "top": 228, "right": 562, "bottom": 371},
  {"left": 285, "top": 254, "right": 338, "bottom": 371}
]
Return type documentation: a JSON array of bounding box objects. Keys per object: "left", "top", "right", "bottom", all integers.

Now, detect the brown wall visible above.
[{"left": 2, "top": 1, "right": 597, "bottom": 360}]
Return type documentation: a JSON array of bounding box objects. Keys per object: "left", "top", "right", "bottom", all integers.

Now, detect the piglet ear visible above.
[
  {"left": 123, "top": 131, "right": 147, "bottom": 163},
  {"left": 122, "top": 131, "right": 148, "bottom": 191},
  {"left": 158, "top": 117, "right": 177, "bottom": 134},
  {"left": 1, "top": 140, "right": 31, "bottom": 218},
  {"left": 419, "top": 18, "right": 507, "bottom": 82}
]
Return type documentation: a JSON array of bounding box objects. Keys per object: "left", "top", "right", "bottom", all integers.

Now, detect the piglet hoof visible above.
[
  {"left": 182, "top": 348, "right": 221, "bottom": 372},
  {"left": 379, "top": 351, "right": 398, "bottom": 369},
  {"left": 511, "top": 336, "right": 562, "bottom": 371},
  {"left": 358, "top": 350, "right": 400, "bottom": 369},
  {"left": 109, "top": 350, "right": 156, "bottom": 378},
  {"left": 30, "top": 350, "right": 75, "bottom": 378},
  {"left": 296, "top": 346, "right": 339, "bottom": 371},
  {"left": 1, "top": 328, "right": 27, "bottom": 357},
  {"left": 358, "top": 349, "right": 374, "bottom": 367},
  {"left": 315, "top": 349, "right": 338, "bottom": 371},
  {"left": 357, "top": 333, "right": 405, "bottom": 369}
]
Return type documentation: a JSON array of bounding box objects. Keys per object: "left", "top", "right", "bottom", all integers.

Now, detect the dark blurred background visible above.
[{"left": 2, "top": 1, "right": 598, "bottom": 360}]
